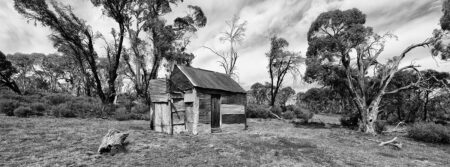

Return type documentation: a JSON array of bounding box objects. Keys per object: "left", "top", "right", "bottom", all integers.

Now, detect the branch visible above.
[
  {"left": 431, "top": 75, "right": 450, "bottom": 93},
  {"left": 203, "top": 46, "right": 230, "bottom": 72},
  {"left": 367, "top": 137, "right": 403, "bottom": 149},
  {"left": 384, "top": 65, "right": 421, "bottom": 95}
]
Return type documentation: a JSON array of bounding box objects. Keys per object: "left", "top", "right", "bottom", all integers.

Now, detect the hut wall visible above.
[
  {"left": 220, "top": 93, "right": 246, "bottom": 124},
  {"left": 195, "top": 88, "right": 247, "bottom": 126},
  {"left": 171, "top": 97, "right": 187, "bottom": 134},
  {"left": 153, "top": 102, "right": 171, "bottom": 134},
  {"left": 197, "top": 90, "right": 212, "bottom": 124},
  {"left": 192, "top": 88, "right": 200, "bottom": 134}
]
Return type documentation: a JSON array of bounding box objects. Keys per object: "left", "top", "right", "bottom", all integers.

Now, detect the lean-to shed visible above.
[{"left": 149, "top": 65, "right": 247, "bottom": 134}]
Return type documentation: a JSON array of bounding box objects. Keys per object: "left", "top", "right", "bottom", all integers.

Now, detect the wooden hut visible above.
[{"left": 149, "top": 65, "right": 247, "bottom": 134}]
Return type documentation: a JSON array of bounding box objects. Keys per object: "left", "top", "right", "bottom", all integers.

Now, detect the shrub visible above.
[
  {"left": 51, "top": 104, "right": 77, "bottom": 118},
  {"left": 270, "top": 106, "right": 283, "bottom": 117},
  {"left": 340, "top": 114, "right": 359, "bottom": 128},
  {"left": 246, "top": 104, "right": 271, "bottom": 119},
  {"left": 293, "top": 106, "right": 314, "bottom": 122},
  {"left": 114, "top": 107, "right": 133, "bottom": 121},
  {"left": 407, "top": 122, "right": 450, "bottom": 144},
  {"left": 30, "top": 102, "right": 46, "bottom": 116},
  {"left": 130, "top": 104, "right": 150, "bottom": 120},
  {"left": 0, "top": 99, "right": 20, "bottom": 116},
  {"left": 375, "top": 120, "right": 388, "bottom": 134},
  {"left": 282, "top": 110, "right": 296, "bottom": 120},
  {"left": 64, "top": 100, "right": 103, "bottom": 118},
  {"left": 44, "top": 94, "right": 72, "bottom": 105},
  {"left": 13, "top": 106, "right": 32, "bottom": 117},
  {"left": 285, "top": 105, "right": 295, "bottom": 112}
]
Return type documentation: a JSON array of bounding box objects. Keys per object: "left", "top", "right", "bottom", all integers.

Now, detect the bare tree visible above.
[
  {"left": 204, "top": 15, "right": 246, "bottom": 79},
  {"left": 266, "top": 36, "right": 303, "bottom": 107}
]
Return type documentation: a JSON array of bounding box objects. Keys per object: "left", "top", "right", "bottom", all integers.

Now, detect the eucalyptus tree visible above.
[
  {"left": 15, "top": 0, "right": 136, "bottom": 103},
  {"left": 122, "top": 0, "right": 206, "bottom": 103},
  {"left": 306, "top": 8, "right": 441, "bottom": 134},
  {"left": 6, "top": 52, "right": 44, "bottom": 92},
  {"left": 266, "top": 36, "right": 303, "bottom": 107},
  {"left": 0, "top": 51, "right": 21, "bottom": 94},
  {"left": 249, "top": 82, "right": 270, "bottom": 105}
]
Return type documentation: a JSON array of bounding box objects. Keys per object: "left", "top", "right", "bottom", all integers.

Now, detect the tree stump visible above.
[{"left": 98, "top": 129, "right": 129, "bottom": 154}]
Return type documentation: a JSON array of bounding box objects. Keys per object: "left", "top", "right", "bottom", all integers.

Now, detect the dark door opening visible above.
[{"left": 211, "top": 94, "right": 221, "bottom": 133}]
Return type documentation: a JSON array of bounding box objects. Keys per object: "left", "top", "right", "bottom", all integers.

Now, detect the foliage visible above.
[
  {"left": 277, "top": 87, "right": 295, "bottom": 107},
  {"left": 30, "top": 102, "right": 46, "bottom": 116},
  {"left": 340, "top": 114, "right": 359, "bottom": 128},
  {"left": 299, "top": 87, "right": 353, "bottom": 114},
  {"left": 0, "top": 99, "right": 20, "bottom": 116},
  {"left": 44, "top": 93, "right": 72, "bottom": 105},
  {"left": 0, "top": 51, "right": 21, "bottom": 94},
  {"left": 13, "top": 106, "right": 32, "bottom": 117},
  {"left": 270, "top": 105, "right": 283, "bottom": 117},
  {"left": 51, "top": 103, "right": 77, "bottom": 118},
  {"left": 130, "top": 103, "right": 150, "bottom": 120},
  {"left": 246, "top": 103, "right": 272, "bottom": 119},
  {"left": 281, "top": 110, "right": 296, "bottom": 120},
  {"left": 306, "top": 8, "right": 440, "bottom": 134},
  {"left": 374, "top": 120, "right": 387, "bottom": 134},
  {"left": 248, "top": 82, "right": 270, "bottom": 105},
  {"left": 380, "top": 70, "right": 450, "bottom": 123},
  {"left": 266, "top": 36, "right": 303, "bottom": 106},
  {"left": 293, "top": 105, "right": 314, "bottom": 122},
  {"left": 408, "top": 122, "right": 450, "bottom": 144},
  {"left": 121, "top": 0, "right": 207, "bottom": 103},
  {"left": 114, "top": 107, "right": 133, "bottom": 121}
]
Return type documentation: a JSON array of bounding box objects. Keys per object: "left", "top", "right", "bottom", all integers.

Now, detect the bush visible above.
[
  {"left": 51, "top": 104, "right": 77, "bottom": 118},
  {"left": 0, "top": 99, "right": 20, "bottom": 116},
  {"left": 13, "top": 106, "right": 32, "bottom": 117},
  {"left": 340, "top": 114, "right": 359, "bottom": 128},
  {"left": 30, "top": 102, "right": 46, "bottom": 116},
  {"left": 44, "top": 94, "right": 72, "bottom": 105},
  {"left": 375, "top": 120, "right": 388, "bottom": 134},
  {"left": 130, "top": 103, "right": 150, "bottom": 120},
  {"left": 282, "top": 110, "right": 296, "bottom": 119},
  {"left": 285, "top": 105, "right": 295, "bottom": 112},
  {"left": 407, "top": 122, "right": 450, "bottom": 144},
  {"left": 246, "top": 104, "right": 271, "bottom": 119},
  {"left": 64, "top": 100, "right": 103, "bottom": 118},
  {"left": 270, "top": 106, "right": 283, "bottom": 117},
  {"left": 114, "top": 107, "right": 133, "bottom": 121},
  {"left": 293, "top": 106, "right": 314, "bottom": 122}
]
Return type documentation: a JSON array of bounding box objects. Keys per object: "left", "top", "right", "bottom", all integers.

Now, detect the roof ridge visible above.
[{"left": 178, "top": 65, "right": 228, "bottom": 76}]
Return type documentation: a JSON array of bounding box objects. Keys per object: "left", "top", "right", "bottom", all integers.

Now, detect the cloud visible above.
[{"left": 0, "top": 0, "right": 448, "bottom": 91}]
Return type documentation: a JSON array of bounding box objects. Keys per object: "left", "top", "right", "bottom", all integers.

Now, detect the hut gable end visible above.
[{"left": 170, "top": 67, "right": 194, "bottom": 92}]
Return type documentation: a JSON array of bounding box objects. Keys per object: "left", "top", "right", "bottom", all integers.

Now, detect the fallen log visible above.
[
  {"left": 269, "top": 111, "right": 282, "bottom": 120},
  {"left": 98, "top": 129, "right": 129, "bottom": 154},
  {"left": 368, "top": 137, "right": 403, "bottom": 149}
]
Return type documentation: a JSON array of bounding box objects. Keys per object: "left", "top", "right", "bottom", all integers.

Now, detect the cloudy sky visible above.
[{"left": 1, "top": 0, "right": 449, "bottom": 91}]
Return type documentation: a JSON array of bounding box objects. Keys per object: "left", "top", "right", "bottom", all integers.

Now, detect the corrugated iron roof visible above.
[{"left": 176, "top": 65, "right": 246, "bottom": 93}]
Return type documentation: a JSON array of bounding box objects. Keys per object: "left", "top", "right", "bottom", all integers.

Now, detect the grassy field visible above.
[{"left": 1, "top": 115, "right": 450, "bottom": 167}]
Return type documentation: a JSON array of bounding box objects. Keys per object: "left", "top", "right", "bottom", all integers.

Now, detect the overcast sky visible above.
[{"left": 1, "top": 0, "right": 449, "bottom": 91}]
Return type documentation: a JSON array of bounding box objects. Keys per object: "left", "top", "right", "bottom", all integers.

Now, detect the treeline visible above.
[
  {"left": 0, "top": 0, "right": 208, "bottom": 121},
  {"left": 299, "top": 70, "right": 450, "bottom": 123},
  {"left": 2, "top": 0, "right": 207, "bottom": 104}
]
